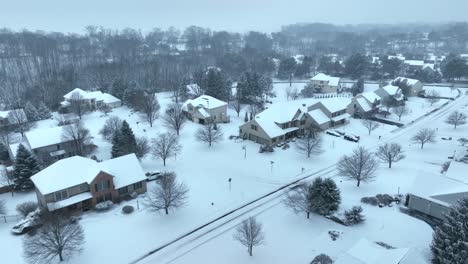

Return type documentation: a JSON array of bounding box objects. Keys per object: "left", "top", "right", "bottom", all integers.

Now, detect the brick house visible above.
[{"left": 31, "top": 153, "right": 147, "bottom": 212}]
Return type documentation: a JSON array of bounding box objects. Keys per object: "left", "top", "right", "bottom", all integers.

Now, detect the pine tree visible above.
[
  {"left": 244, "top": 112, "right": 248, "bottom": 122},
  {"left": 111, "top": 120, "right": 138, "bottom": 158},
  {"left": 37, "top": 102, "right": 52, "bottom": 120},
  {"left": 0, "top": 143, "right": 9, "bottom": 161},
  {"left": 24, "top": 102, "right": 40, "bottom": 122},
  {"left": 249, "top": 112, "right": 253, "bottom": 121},
  {"left": 204, "top": 68, "right": 230, "bottom": 101},
  {"left": 12, "top": 144, "right": 41, "bottom": 191},
  {"left": 431, "top": 197, "right": 468, "bottom": 264},
  {"left": 344, "top": 206, "right": 365, "bottom": 225},
  {"left": 309, "top": 177, "right": 341, "bottom": 215}
]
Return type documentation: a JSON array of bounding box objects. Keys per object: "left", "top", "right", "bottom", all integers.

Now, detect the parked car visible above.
[
  {"left": 145, "top": 171, "right": 162, "bottom": 181},
  {"left": 344, "top": 135, "right": 359, "bottom": 143},
  {"left": 326, "top": 131, "right": 341, "bottom": 137},
  {"left": 11, "top": 210, "right": 43, "bottom": 235},
  {"left": 334, "top": 130, "right": 345, "bottom": 136}
]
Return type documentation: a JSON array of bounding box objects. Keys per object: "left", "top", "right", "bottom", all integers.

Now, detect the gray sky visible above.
[{"left": 1, "top": 0, "right": 467, "bottom": 33}]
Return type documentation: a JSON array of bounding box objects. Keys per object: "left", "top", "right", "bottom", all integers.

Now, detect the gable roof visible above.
[
  {"left": 31, "top": 154, "right": 145, "bottom": 195},
  {"left": 394, "top": 77, "right": 421, "bottom": 86},
  {"left": 356, "top": 97, "right": 372, "bottom": 112},
  {"left": 311, "top": 73, "right": 340, "bottom": 87},
  {"left": 25, "top": 126, "right": 70, "bottom": 149},
  {"left": 335, "top": 238, "right": 410, "bottom": 264},
  {"left": 381, "top": 85, "right": 401, "bottom": 96},
  {"left": 182, "top": 95, "right": 227, "bottom": 110},
  {"left": 307, "top": 109, "right": 329, "bottom": 125},
  {"left": 317, "top": 98, "right": 350, "bottom": 113},
  {"left": 404, "top": 60, "right": 424, "bottom": 67},
  {"left": 360, "top": 91, "right": 381, "bottom": 103},
  {"left": 63, "top": 88, "right": 121, "bottom": 103}
]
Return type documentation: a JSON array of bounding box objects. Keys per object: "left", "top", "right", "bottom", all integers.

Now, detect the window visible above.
[
  {"left": 354, "top": 104, "right": 357, "bottom": 109},
  {"left": 56, "top": 144, "right": 61, "bottom": 150},
  {"left": 55, "top": 190, "right": 68, "bottom": 201},
  {"left": 250, "top": 124, "right": 257, "bottom": 131},
  {"left": 79, "top": 184, "right": 88, "bottom": 192},
  {"left": 133, "top": 182, "right": 143, "bottom": 190},
  {"left": 119, "top": 186, "right": 128, "bottom": 195},
  {"left": 95, "top": 180, "right": 111, "bottom": 192},
  {"left": 300, "top": 120, "right": 306, "bottom": 125}
]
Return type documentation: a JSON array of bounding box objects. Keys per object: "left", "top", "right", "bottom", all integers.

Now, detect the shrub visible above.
[
  {"left": 95, "top": 201, "right": 113, "bottom": 211},
  {"left": 440, "top": 161, "right": 451, "bottom": 174},
  {"left": 376, "top": 194, "right": 394, "bottom": 206},
  {"left": 259, "top": 145, "right": 274, "bottom": 153},
  {"left": 310, "top": 254, "right": 333, "bottom": 264},
  {"left": 344, "top": 206, "right": 365, "bottom": 225},
  {"left": 361, "top": 196, "right": 378, "bottom": 206},
  {"left": 122, "top": 205, "right": 134, "bottom": 214},
  {"left": 16, "top": 201, "right": 38, "bottom": 217}
]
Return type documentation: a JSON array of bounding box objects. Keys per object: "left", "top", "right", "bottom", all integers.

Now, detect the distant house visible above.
[
  {"left": 239, "top": 98, "right": 350, "bottom": 146},
  {"left": 403, "top": 60, "right": 425, "bottom": 74},
  {"left": 0, "top": 109, "right": 28, "bottom": 128},
  {"left": 310, "top": 73, "right": 341, "bottom": 93},
  {"left": 375, "top": 84, "right": 404, "bottom": 103},
  {"left": 182, "top": 95, "right": 229, "bottom": 124},
  {"left": 392, "top": 77, "right": 424, "bottom": 97},
  {"left": 335, "top": 238, "right": 411, "bottom": 264},
  {"left": 61, "top": 88, "right": 122, "bottom": 110},
  {"left": 31, "top": 154, "right": 147, "bottom": 212},
  {"left": 408, "top": 161, "right": 468, "bottom": 221},
  {"left": 21, "top": 126, "right": 89, "bottom": 166},
  {"left": 347, "top": 91, "right": 382, "bottom": 117}
]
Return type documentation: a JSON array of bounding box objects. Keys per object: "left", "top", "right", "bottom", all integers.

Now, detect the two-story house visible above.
[
  {"left": 375, "top": 84, "right": 405, "bottom": 104},
  {"left": 347, "top": 91, "right": 382, "bottom": 117},
  {"left": 392, "top": 77, "right": 424, "bottom": 97},
  {"left": 310, "top": 73, "right": 341, "bottom": 93},
  {"left": 31, "top": 153, "right": 147, "bottom": 212},
  {"left": 182, "top": 95, "right": 229, "bottom": 124}
]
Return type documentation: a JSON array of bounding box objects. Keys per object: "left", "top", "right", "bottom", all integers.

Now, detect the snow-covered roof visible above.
[
  {"left": 423, "top": 63, "right": 435, "bottom": 70},
  {"left": 31, "top": 154, "right": 145, "bottom": 195},
  {"left": 388, "top": 55, "right": 405, "bottom": 61},
  {"left": 63, "top": 88, "right": 88, "bottom": 100},
  {"left": 63, "top": 88, "right": 121, "bottom": 104},
  {"left": 331, "top": 113, "right": 351, "bottom": 122},
  {"left": 182, "top": 95, "right": 227, "bottom": 110},
  {"left": 335, "top": 238, "right": 410, "bottom": 264},
  {"left": 356, "top": 97, "right": 372, "bottom": 112},
  {"left": 311, "top": 73, "right": 340, "bottom": 87},
  {"left": 444, "top": 161, "right": 468, "bottom": 185},
  {"left": 404, "top": 60, "right": 424, "bottom": 67},
  {"left": 360, "top": 91, "right": 381, "bottom": 103},
  {"left": 317, "top": 98, "right": 350, "bottom": 113},
  {"left": 196, "top": 108, "right": 211, "bottom": 118},
  {"left": 99, "top": 93, "right": 121, "bottom": 104},
  {"left": 381, "top": 85, "right": 401, "bottom": 96},
  {"left": 394, "top": 77, "right": 421, "bottom": 86},
  {"left": 47, "top": 192, "right": 93, "bottom": 211},
  {"left": 25, "top": 126, "right": 69, "bottom": 149},
  {"left": 307, "top": 109, "right": 329, "bottom": 125}
]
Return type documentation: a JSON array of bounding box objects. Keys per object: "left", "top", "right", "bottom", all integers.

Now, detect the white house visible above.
[
  {"left": 347, "top": 91, "right": 382, "bottom": 117},
  {"left": 61, "top": 88, "right": 122, "bottom": 109},
  {"left": 375, "top": 84, "right": 404, "bottom": 103},
  {"left": 182, "top": 95, "right": 229, "bottom": 124},
  {"left": 310, "top": 73, "right": 341, "bottom": 93}
]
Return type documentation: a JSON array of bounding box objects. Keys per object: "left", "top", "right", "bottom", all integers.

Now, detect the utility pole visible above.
[{"left": 228, "top": 178, "right": 232, "bottom": 192}]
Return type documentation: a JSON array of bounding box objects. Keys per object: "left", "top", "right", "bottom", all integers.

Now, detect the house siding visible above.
[
  {"left": 90, "top": 171, "right": 117, "bottom": 206},
  {"left": 407, "top": 194, "right": 450, "bottom": 221}
]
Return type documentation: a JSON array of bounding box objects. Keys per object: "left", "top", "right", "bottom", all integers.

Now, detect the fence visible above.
[{"left": 0, "top": 214, "right": 22, "bottom": 223}]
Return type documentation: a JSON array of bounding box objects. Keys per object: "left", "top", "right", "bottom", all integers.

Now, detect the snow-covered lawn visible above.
[
  {"left": 376, "top": 97, "right": 450, "bottom": 124},
  {"left": 1, "top": 87, "right": 467, "bottom": 264},
  {"left": 423, "top": 86, "right": 459, "bottom": 99}
]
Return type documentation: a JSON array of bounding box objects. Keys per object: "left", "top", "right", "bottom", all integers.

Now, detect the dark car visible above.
[
  {"left": 344, "top": 135, "right": 359, "bottom": 142},
  {"left": 326, "top": 131, "right": 341, "bottom": 137}
]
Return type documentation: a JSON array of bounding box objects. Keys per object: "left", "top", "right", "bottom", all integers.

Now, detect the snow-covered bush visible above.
[
  {"left": 328, "top": 230, "right": 342, "bottom": 241},
  {"left": 95, "top": 201, "right": 113, "bottom": 211},
  {"left": 16, "top": 201, "right": 38, "bottom": 217},
  {"left": 361, "top": 196, "right": 378, "bottom": 206},
  {"left": 344, "top": 206, "right": 365, "bottom": 225},
  {"left": 440, "top": 161, "right": 451, "bottom": 174},
  {"left": 122, "top": 205, "right": 134, "bottom": 214},
  {"left": 258, "top": 145, "right": 274, "bottom": 153},
  {"left": 361, "top": 194, "right": 394, "bottom": 206},
  {"left": 310, "top": 254, "right": 333, "bottom": 264}
]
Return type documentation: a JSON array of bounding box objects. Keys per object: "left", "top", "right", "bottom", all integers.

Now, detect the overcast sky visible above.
[{"left": 1, "top": 0, "right": 467, "bottom": 34}]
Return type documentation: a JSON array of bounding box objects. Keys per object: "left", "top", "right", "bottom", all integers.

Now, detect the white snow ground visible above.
[{"left": 1, "top": 84, "right": 467, "bottom": 264}]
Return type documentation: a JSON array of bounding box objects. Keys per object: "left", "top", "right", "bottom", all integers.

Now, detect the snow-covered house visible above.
[
  {"left": 0, "top": 109, "right": 28, "bottom": 127},
  {"left": 239, "top": 98, "right": 350, "bottom": 146},
  {"left": 31, "top": 154, "right": 147, "bottom": 212},
  {"left": 310, "top": 73, "right": 341, "bottom": 93},
  {"left": 335, "top": 238, "right": 411, "bottom": 264},
  {"left": 182, "top": 95, "right": 229, "bottom": 124},
  {"left": 22, "top": 126, "right": 87, "bottom": 166},
  {"left": 61, "top": 88, "right": 122, "bottom": 109},
  {"left": 408, "top": 161, "right": 468, "bottom": 221},
  {"left": 392, "top": 77, "right": 424, "bottom": 97},
  {"left": 375, "top": 84, "right": 404, "bottom": 103},
  {"left": 347, "top": 91, "right": 382, "bottom": 117}
]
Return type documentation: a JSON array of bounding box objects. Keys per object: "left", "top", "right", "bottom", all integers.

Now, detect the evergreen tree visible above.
[
  {"left": 244, "top": 112, "right": 248, "bottom": 122},
  {"left": 309, "top": 177, "right": 341, "bottom": 215},
  {"left": 277, "top": 57, "right": 297, "bottom": 80},
  {"left": 24, "top": 102, "right": 40, "bottom": 122},
  {"left": 204, "top": 68, "right": 230, "bottom": 101},
  {"left": 12, "top": 144, "right": 41, "bottom": 191},
  {"left": 344, "top": 53, "right": 369, "bottom": 80},
  {"left": 111, "top": 120, "right": 138, "bottom": 158},
  {"left": 249, "top": 112, "right": 253, "bottom": 121},
  {"left": 37, "top": 102, "right": 52, "bottom": 120},
  {"left": 0, "top": 143, "right": 9, "bottom": 161},
  {"left": 431, "top": 197, "right": 468, "bottom": 264},
  {"left": 351, "top": 78, "right": 365, "bottom": 96}
]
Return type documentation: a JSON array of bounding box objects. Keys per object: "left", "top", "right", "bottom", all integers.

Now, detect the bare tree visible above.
[
  {"left": 230, "top": 99, "right": 243, "bottom": 117},
  {"left": 0, "top": 199, "right": 5, "bottom": 215},
  {"left": 97, "top": 103, "right": 112, "bottom": 116},
  {"left": 445, "top": 111, "right": 467, "bottom": 129},
  {"left": 141, "top": 93, "right": 160, "bottom": 127},
  {"left": 381, "top": 97, "right": 395, "bottom": 117},
  {"left": 337, "top": 147, "right": 379, "bottom": 187},
  {"left": 295, "top": 127, "right": 323, "bottom": 158},
  {"left": 285, "top": 86, "right": 299, "bottom": 100},
  {"left": 375, "top": 143, "right": 405, "bottom": 168},
  {"left": 62, "top": 122, "right": 93, "bottom": 156},
  {"left": 99, "top": 116, "right": 122, "bottom": 141},
  {"left": 233, "top": 217, "right": 265, "bottom": 256},
  {"left": 8, "top": 109, "right": 30, "bottom": 136},
  {"left": 426, "top": 90, "right": 440, "bottom": 106},
  {"left": 195, "top": 123, "right": 223, "bottom": 147},
  {"left": 392, "top": 105, "right": 409, "bottom": 121},
  {"left": 361, "top": 119, "right": 379, "bottom": 135},
  {"left": 23, "top": 213, "right": 84, "bottom": 263},
  {"left": 283, "top": 184, "right": 312, "bottom": 219},
  {"left": 136, "top": 136, "right": 150, "bottom": 159},
  {"left": 162, "top": 103, "right": 186, "bottom": 136},
  {"left": 69, "top": 92, "right": 88, "bottom": 120},
  {"left": 411, "top": 128, "right": 437, "bottom": 149},
  {"left": 146, "top": 173, "right": 188, "bottom": 215},
  {"left": 152, "top": 132, "right": 181, "bottom": 166}
]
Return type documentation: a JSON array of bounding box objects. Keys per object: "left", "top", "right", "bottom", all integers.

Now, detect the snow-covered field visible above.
[{"left": 1, "top": 83, "right": 467, "bottom": 264}]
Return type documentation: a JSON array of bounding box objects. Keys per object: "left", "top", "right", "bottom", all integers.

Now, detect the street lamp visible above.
[
  {"left": 270, "top": 161, "right": 275, "bottom": 173},
  {"left": 228, "top": 178, "right": 232, "bottom": 192},
  {"left": 242, "top": 145, "right": 247, "bottom": 159}
]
